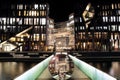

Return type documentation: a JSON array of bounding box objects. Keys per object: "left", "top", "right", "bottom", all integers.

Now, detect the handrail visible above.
[
  {"left": 69, "top": 55, "right": 117, "bottom": 80},
  {"left": 14, "top": 55, "right": 53, "bottom": 80}
]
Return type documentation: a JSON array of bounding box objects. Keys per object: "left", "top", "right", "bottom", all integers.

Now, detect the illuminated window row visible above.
[
  {"left": 18, "top": 10, "right": 46, "bottom": 16},
  {"left": 16, "top": 4, "right": 47, "bottom": 10},
  {"left": 75, "top": 26, "right": 85, "bottom": 31},
  {"left": 24, "top": 18, "right": 46, "bottom": 25},
  {"left": 101, "top": 10, "right": 120, "bottom": 16},
  {"left": 0, "top": 18, "right": 22, "bottom": 25},
  {"left": 103, "top": 16, "right": 120, "bottom": 22},
  {"left": 0, "top": 17, "right": 46, "bottom": 26},
  {"left": 34, "top": 26, "right": 46, "bottom": 33},
  {"left": 101, "top": 3, "right": 120, "bottom": 10}
]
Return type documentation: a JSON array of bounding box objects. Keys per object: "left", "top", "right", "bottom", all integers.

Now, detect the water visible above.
[
  {"left": 0, "top": 62, "right": 38, "bottom": 80},
  {"left": 88, "top": 61, "right": 120, "bottom": 80},
  {"left": 0, "top": 61, "right": 120, "bottom": 80}
]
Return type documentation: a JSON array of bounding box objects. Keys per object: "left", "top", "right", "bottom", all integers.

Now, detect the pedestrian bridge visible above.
[{"left": 14, "top": 54, "right": 117, "bottom": 80}]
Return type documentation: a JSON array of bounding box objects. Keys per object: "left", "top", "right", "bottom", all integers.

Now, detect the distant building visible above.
[{"left": 47, "top": 18, "right": 55, "bottom": 51}]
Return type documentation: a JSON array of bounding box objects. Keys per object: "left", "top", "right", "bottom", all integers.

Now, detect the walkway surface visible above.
[{"left": 37, "top": 65, "right": 90, "bottom": 80}]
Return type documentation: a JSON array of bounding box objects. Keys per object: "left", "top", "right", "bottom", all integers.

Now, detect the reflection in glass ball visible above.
[{"left": 49, "top": 53, "right": 74, "bottom": 79}]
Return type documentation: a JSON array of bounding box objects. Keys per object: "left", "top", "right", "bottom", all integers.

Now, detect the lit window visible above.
[
  {"left": 80, "top": 17, "right": 82, "bottom": 22},
  {"left": 3, "top": 26, "right": 6, "bottom": 30},
  {"left": 41, "top": 18, "right": 46, "bottom": 25},
  {"left": 118, "top": 4, "right": 120, "bottom": 9},
  {"left": 115, "top": 4, "right": 117, "bottom": 9},
  {"left": 18, "top": 5, "right": 23, "bottom": 10},
  {"left": 36, "top": 11, "right": 39, "bottom": 16},
  {"left": 18, "top": 19, "right": 22, "bottom": 25},
  {"left": 41, "top": 26, "right": 43, "bottom": 28},
  {"left": 112, "top": 4, "right": 114, "bottom": 9},
  {"left": 111, "top": 16, "right": 113, "bottom": 22},
  {"left": 16, "top": 18, "right": 20, "bottom": 22},
  {"left": 41, "top": 11, "right": 45, "bottom": 16},
  {"left": 24, "top": 11, "right": 26, "bottom": 16},
  {"left": 24, "top": 18, "right": 28, "bottom": 25},
  {"left": 105, "top": 17, "right": 108, "bottom": 22},
  {"left": 18, "top": 11, "right": 21, "bottom": 16},
  {"left": 118, "top": 10, "right": 120, "bottom": 15},
  {"left": 29, "top": 18, "right": 33, "bottom": 25},
  {"left": 10, "top": 18, "right": 13, "bottom": 24},
  {"left": 119, "top": 25, "right": 120, "bottom": 31},
  {"left": 42, "top": 34, "right": 46, "bottom": 41},
  {"left": 111, "top": 25, "right": 116, "bottom": 31},
  {"left": 34, "top": 4, "right": 38, "bottom": 9},
  {"left": 113, "top": 16, "right": 116, "bottom": 22},
  {"left": 119, "top": 16, "right": 120, "bottom": 22},
  {"left": 2, "top": 18, "right": 6, "bottom": 24},
  {"left": 13, "top": 18, "right": 15, "bottom": 23},
  {"left": 42, "top": 5, "right": 45, "bottom": 10},
  {"left": 103, "top": 17, "right": 105, "bottom": 22},
  {"left": 32, "top": 11, "right": 36, "bottom": 16}
]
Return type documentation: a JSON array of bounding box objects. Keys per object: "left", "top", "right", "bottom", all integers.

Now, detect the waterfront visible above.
[{"left": 0, "top": 61, "right": 120, "bottom": 80}]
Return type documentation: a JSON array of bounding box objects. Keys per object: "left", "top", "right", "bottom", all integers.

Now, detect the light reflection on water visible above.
[
  {"left": 88, "top": 61, "right": 120, "bottom": 80},
  {"left": 0, "top": 62, "right": 38, "bottom": 80},
  {"left": 0, "top": 61, "right": 120, "bottom": 80}
]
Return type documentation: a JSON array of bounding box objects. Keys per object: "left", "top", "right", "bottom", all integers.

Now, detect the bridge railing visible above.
[
  {"left": 69, "top": 55, "right": 117, "bottom": 80},
  {"left": 14, "top": 55, "right": 53, "bottom": 80}
]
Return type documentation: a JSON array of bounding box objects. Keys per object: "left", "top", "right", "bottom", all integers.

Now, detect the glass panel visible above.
[{"left": 41, "top": 18, "right": 46, "bottom": 25}]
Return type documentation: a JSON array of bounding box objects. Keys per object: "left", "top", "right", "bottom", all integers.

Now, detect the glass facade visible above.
[
  {"left": 74, "top": 2, "right": 120, "bottom": 52},
  {"left": 0, "top": 4, "right": 49, "bottom": 51}
]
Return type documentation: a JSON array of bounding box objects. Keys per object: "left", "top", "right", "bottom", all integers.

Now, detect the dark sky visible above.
[
  {"left": 0, "top": 0, "right": 89, "bottom": 22},
  {"left": 0, "top": 0, "right": 117, "bottom": 22}
]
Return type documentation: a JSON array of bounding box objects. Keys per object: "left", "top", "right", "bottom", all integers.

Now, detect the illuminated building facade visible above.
[
  {"left": 74, "top": 1, "right": 120, "bottom": 52},
  {"left": 46, "top": 18, "right": 55, "bottom": 51},
  {"left": 0, "top": 3, "right": 49, "bottom": 51}
]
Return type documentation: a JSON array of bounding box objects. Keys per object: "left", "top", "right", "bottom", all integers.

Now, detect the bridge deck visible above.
[{"left": 37, "top": 65, "right": 90, "bottom": 80}]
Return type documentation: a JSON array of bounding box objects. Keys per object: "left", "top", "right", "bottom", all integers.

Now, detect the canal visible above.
[{"left": 0, "top": 61, "right": 120, "bottom": 80}]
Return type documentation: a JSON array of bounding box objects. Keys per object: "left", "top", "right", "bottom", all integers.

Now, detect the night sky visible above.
[{"left": 0, "top": 0, "right": 117, "bottom": 22}]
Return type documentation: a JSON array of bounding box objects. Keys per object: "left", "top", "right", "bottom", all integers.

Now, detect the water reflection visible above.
[
  {"left": 88, "top": 61, "right": 120, "bottom": 80},
  {"left": 110, "top": 62, "right": 120, "bottom": 80},
  {"left": 0, "top": 62, "right": 37, "bottom": 80},
  {"left": 0, "top": 61, "right": 120, "bottom": 80}
]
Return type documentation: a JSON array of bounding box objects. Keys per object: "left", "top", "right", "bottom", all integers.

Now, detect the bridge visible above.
[{"left": 14, "top": 53, "right": 117, "bottom": 80}]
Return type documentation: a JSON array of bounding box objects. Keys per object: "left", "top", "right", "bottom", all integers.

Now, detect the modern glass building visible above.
[
  {"left": 74, "top": 1, "right": 120, "bottom": 52},
  {"left": 0, "top": 3, "right": 49, "bottom": 51}
]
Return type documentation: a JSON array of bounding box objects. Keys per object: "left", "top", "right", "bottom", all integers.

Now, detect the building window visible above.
[
  {"left": 112, "top": 4, "right": 114, "bottom": 9},
  {"left": 17, "top": 5, "right": 23, "bottom": 10},
  {"left": 41, "top": 11, "right": 45, "bottom": 16},
  {"left": 118, "top": 3, "right": 120, "bottom": 9},
  {"left": 103, "top": 17, "right": 108, "bottom": 22},
  {"left": 80, "top": 17, "right": 82, "bottom": 22},
  {"left": 34, "top": 4, "right": 38, "bottom": 9},
  {"left": 119, "top": 25, "right": 120, "bottom": 31},
  {"left": 118, "top": 10, "right": 120, "bottom": 15},
  {"left": 24, "top": 10, "right": 26, "bottom": 16},
  {"left": 24, "top": 18, "right": 28, "bottom": 25},
  {"left": 29, "top": 18, "right": 33, "bottom": 25},
  {"left": 18, "top": 11, "right": 21, "bottom": 16},
  {"left": 111, "top": 16, "right": 114, "bottom": 22},
  {"left": 41, "top": 18, "right": 46, "bottom": 25}
]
